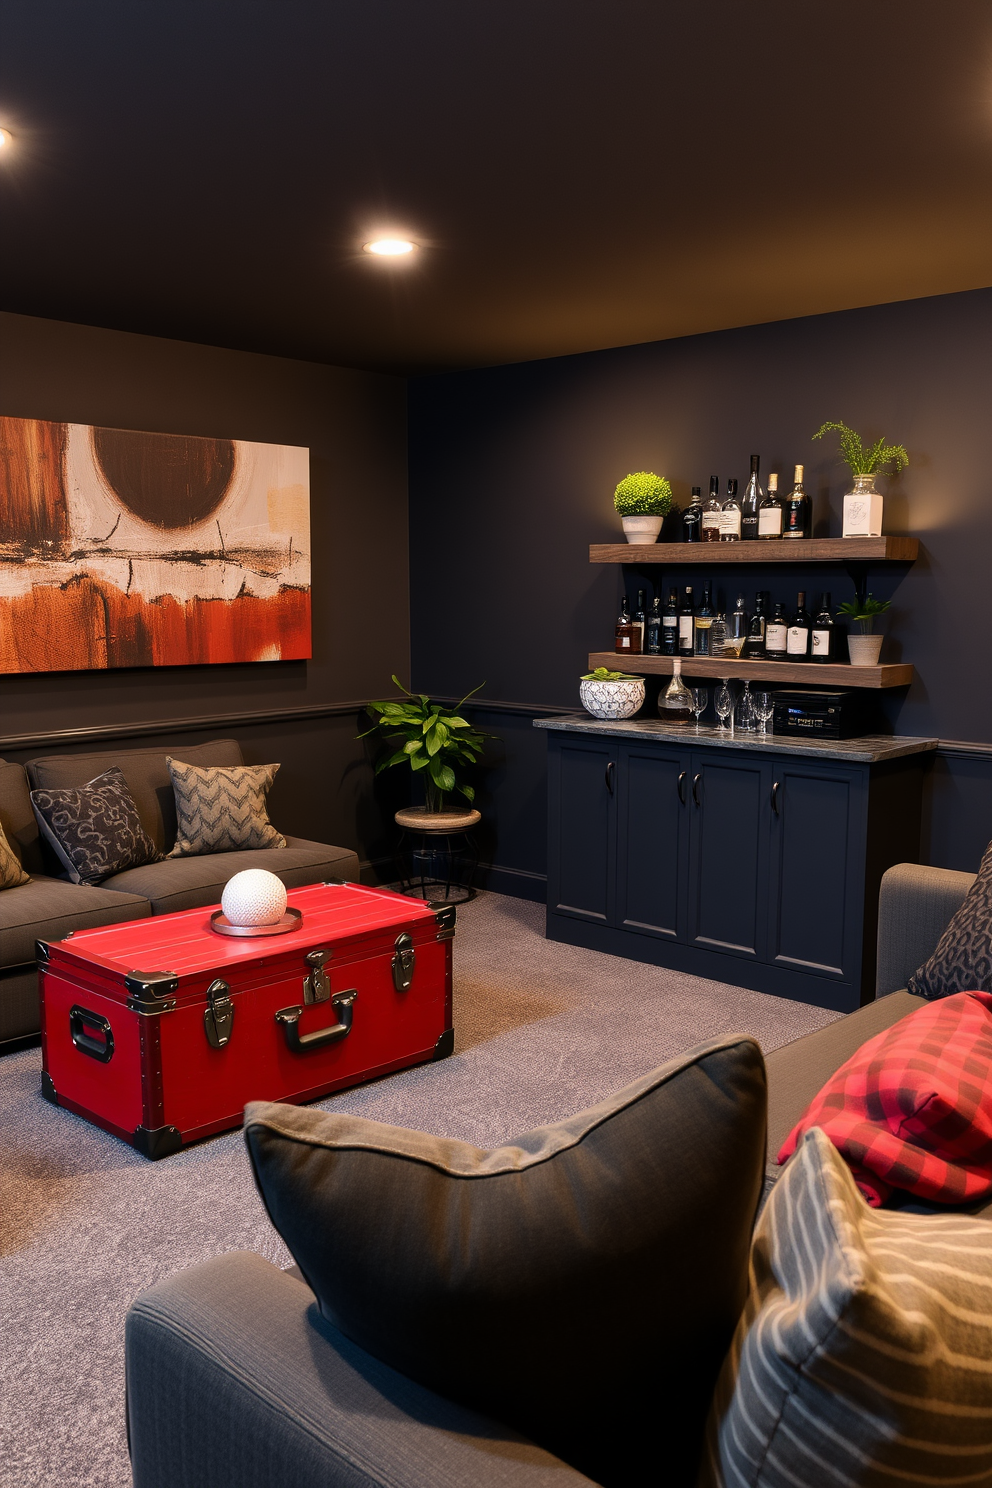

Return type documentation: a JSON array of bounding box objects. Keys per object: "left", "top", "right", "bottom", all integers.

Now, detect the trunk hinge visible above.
[
  {"left": 204, "top": 979, "right": 235, "bottom": 1049},
  {"left": 392, "top": 932, "right": 416, "bottom": 992}
]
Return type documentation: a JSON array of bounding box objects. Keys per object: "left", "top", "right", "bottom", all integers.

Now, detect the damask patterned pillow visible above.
[
  {"left": 908, "top": 838, "right": 992, "bottom": 998},
  {"left": 30, "top": 767, "right": 161, "bottom": 885},
  {"left": 0, "top": 821, "right": 30, "bottom": 889},
  {"left": 166, "top": 759, "right": 286, "bottom": 857}
]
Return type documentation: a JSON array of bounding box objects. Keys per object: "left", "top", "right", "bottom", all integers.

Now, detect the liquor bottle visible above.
[
  {"left": 741, "top": 454, "right": 762, "bottom": 542},
  {"left": 811, "top": 593, "right": 834, "bottom": 663},
  {"left": 720, "top": 478, "right": 741, "bottom": 541},
  {"left": 633, "top": 588, "right": 647, "bottom": 652},
  {"left": 765, "top": 601, "right": 788, "bottom": 660},
  {"left": 787, "top": 590, "right": 811, "bottom": 657},
  {"left": 745, "top": 590, "right": 768, "bottom": 659},
  {"left": 710, "top": 612, "right": 727, "bottom": 658},
  {"left": 678, "top": 586, "right": 695, "bottom": 656},
  {"left": 662, "top": 588, "right": 679, "bottom": 656},
  {"left": 758, "top": 472, "right": 783, "bottom": 539},
  {"left": 783, "top": 464, "right": 810, "bottom": 539},
  {"left": 728, "top": 591, "right": 748, "bottom": 654},
  {"left": 615, "top": 595, "right": 637, "bottom": 654},
  {"left": 694, "top": 581, "right": 715, "bottom": 656},
  {"left": 701, "top": 477, "right": 722, "bottom": 542},
  {"left": 682, "top": 488, "right": 703, "bottom": 543},
  {"left": 645, "top": 596, "right": 661, "bottom": 655},
  {"left": 658, "top": 659, "right": 693, "bottom": 726}
]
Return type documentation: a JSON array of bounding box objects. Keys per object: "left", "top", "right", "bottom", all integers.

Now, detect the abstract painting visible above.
[{"left": 0, "top": 416, "right": 311, "bottom": 673}]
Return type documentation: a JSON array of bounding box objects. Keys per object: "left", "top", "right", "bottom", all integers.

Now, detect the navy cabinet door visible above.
[
  {"left": 686, "top": 751, "right": 772, "bottom": 962},
  {"left": 615, "top": 744, "right": 690, "bottom": 940},
  {"left": 767, "top": 761, "right": 866, "bottom": 984},
  {"left": 547, "top": 737, "right": 617, "bottom": 923}
]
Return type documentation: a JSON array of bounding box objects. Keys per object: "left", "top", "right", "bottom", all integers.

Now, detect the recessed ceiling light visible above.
[
  {"left": 0, "top": 128, "right": 10, "bottom": 148},
  {"left": 363, "top": 238, "right": 417, "bottom": 257}
]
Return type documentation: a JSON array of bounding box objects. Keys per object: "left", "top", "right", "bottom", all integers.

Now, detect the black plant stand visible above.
[{"left": 393, "top": 807, "right": 481, "bottom": 904}]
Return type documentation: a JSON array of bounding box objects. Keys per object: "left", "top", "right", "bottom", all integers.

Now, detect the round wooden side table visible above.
[{"left": 393, "top": 806, "right": 481, "bottom": 904}]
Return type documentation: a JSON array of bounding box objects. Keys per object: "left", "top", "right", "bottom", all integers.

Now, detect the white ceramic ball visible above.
[{"left": 221, "top": 869, "right": 288, "bottom": 927}]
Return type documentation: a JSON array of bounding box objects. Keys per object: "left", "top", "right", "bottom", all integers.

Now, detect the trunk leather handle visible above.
[{"left": 275, "top": 990, "right": 357, "bottom": 1053}]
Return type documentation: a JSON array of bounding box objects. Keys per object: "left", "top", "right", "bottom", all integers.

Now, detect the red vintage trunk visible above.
[{"left": 38, "top": 882, "right": 454, "bottom": 1158}]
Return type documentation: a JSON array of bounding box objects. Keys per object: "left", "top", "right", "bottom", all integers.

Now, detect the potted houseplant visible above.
[
  {"left": 836, "top": 595, "right": 891, "bottom": 666},
  {"left": 579, "top": 665, "right": 645, "bottom": 720},
  {"left": 812, "top": 421, "right": 909, "bottom": 538},
  {"left": 614, "top": 471, "right": 673, "bottom": 544},
  {"left": 359, "top": 677, "right": 492, "bottom": 826}
]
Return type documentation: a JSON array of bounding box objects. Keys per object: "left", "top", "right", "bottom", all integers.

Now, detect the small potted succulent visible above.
[
  {"left": 836, "top": 595, "right": 891, "bottom": 666},
  {"left": 812, "top": 421, "right": 909, "bottom": 538},
  {"left": 579, "top": 665, "right": 646, "bottom": 720},
  {"left": 613, "top": 471, "right": 673, "bottom": 544}
]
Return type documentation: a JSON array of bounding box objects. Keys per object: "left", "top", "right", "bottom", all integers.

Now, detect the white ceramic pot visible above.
[
  {"left": 579, "top": 677, "right": 645, "bottom": 720},
  {"left": 621, "top": 514, "right": 663, "bottom": 544},
  {"left": 847, "top": 633, "right": 883, "bottom": 666}
]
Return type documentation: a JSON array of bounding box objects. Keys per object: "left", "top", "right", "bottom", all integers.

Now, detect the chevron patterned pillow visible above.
[
  {"left": 0, "top": 820, "right": 29, "bottom": 889},
  {"left": 165, "top": 759, "right": 287, "bottom": 857}
]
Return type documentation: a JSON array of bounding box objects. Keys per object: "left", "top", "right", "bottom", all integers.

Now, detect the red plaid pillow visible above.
[{"left": 777, "top": 991, "right": 992, "bottom": 1206}]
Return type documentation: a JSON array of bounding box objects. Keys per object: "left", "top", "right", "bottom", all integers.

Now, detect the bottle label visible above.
[
  {"left": 811, "top": 629, "right": 831, "bottom": 655},
  {"left": 719, "top": 511, "right": 741, "bottom": 538},
  {"left": 701, "top": 514, "right": 721, "bottom": 533},
  {"left": 679, "top": 616, "right": 693, "bottom": 644},
  {"left": 742, "top": 517, "right": 759, "bottom": 539},
  {"left": 758, "top": 508, "right": 782, "bottom": 536},
  {"left": 617, "top": 636, "right": 631, "bottom": 648},
  {"left": 663, "top": 616, "right": 677, "bottom": 628},
  {"left": 766, "top": 623, "right": 787, "bottom": 651},
  {"left": 787, "top": 627, "right": 809, "bottom": 655}
]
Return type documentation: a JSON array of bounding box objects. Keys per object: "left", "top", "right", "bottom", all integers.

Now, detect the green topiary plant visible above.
[
  {"left": 812, "top": 422, "right": 909, "bottom": 478},
  {"left": 836, "top": 594, "right": 891, "bottom": 634},
  {"left": 359, "top": 677, "right": 493, "bottom": 813},
  {"left": 613, "top": 471, "right": 673, "bottom": 516},
  {"left": 580, "top": 666, "right": 642, "bottom": 681}
]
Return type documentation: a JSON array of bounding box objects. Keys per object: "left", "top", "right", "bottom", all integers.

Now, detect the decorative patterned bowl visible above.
[{"left": 579, "top": 677, "right": 646, "bottom": 720}]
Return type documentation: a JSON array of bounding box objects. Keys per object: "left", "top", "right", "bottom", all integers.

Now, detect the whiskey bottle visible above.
[
  {"left": 758, "top": 473, "right": 783, "bottom": 539},
  {"left": 633, "top": 588, "right": 647, "bottom": 652},
  {"left": 720, "top": 478, "right": 741, "bottom": 541},
  {"left": 727, "top": 591, "right": 748, "bottom": 656},
  {"left": 662, "top": 588, "right": 679, "bottom": 656},
  {"left": 615, "top": 596, "right": 637, "bottom": 654},
  {"left": 787, "top": 591, "right": 811, "bottom": 657},
  {"left": 694, "top": 581, "right": 715, "bottom": 657},
  {"left": 765, "top": 601, "right": 788, "bottom": 660},
  {"left": 701, "top": 477, "right": 723, "bottom": 542},
  {"left": 682, "top": 488, "right": 703, "bottom": 543},
  {"left": 645, "top": 596, "right": 661, "bottom": 655},
  {"left": 741, "top": 455, "right": 762, "bottom": 542},
  {"left": 783, "top": 464, "right": 810, "bottom": 539},
  {"left": 811, "top": 593, "right": 834, "bottom": 663},
  {"left": 658, "top": 659, "right": 693, "bottom": 726},
  {"left": 744, "top": 590, "right": 769, "bottom": 659},
  {"left": 678, "top": 586, "right": 695, "bottom": 656}
]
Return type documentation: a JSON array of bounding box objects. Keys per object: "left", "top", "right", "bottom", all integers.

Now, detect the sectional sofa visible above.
[{"left": 0, "top": 738, "right": 360, "bottom": 1048}]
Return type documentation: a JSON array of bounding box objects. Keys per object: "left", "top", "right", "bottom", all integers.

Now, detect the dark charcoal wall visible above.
[
  {"left": 0, "top": 311, "right": 410, "bottom": 871},
  {"left": 409, "top": 287, "right": 992, "bottom": 892}
]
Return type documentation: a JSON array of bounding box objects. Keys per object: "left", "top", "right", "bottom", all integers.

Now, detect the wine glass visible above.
[
  {"left": 690, "top": 687, "right": 709, "bottom": 729},
  {"left": 714, "top": 679, "right": 734, "bottom": 731},
  {"left": 737, "top": 680, "right": 756, "bottom": 732},
  {"left": 754, "top": 690, "right": 775, "bottom": 735}
]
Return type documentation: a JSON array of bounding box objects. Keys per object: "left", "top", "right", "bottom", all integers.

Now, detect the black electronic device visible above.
[{"left": 771, "top": 689, "right": 877, "bottom": 740}]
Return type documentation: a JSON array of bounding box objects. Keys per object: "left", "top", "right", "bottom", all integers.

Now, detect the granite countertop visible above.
[{"left": 532, "top": 714, "right": 939, "bottom": 763}]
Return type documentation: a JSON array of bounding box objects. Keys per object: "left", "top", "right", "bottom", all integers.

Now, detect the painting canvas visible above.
[{"left": 0, "top": 416, "right": 311, "bottom": 673}]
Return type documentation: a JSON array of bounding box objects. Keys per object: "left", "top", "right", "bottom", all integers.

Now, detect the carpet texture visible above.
[{"left": 0, "top": 891, "right": 838, "bottom": 1486}]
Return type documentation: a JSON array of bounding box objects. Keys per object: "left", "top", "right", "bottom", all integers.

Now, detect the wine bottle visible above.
[
  {"left": 811, "top": 592, "right": 834, "bottom": 663},
  {"left": 765, "top": 600, "right": 788, "bottom": 660},
  {"left": 662, "top": 587, "right": 679, "bottom": 656},
  {"left": 728, "top": 591, "right": 748, "bottom": 656},
  {"left": 758, "top": 472, "right": 783, "bottom": 539},
  {"left": 787, "top": 590, "right": 811, "bottom": 657},
  {"left": 645, "top": 596, "right": 661, "bottom": 655},
  {"left": 783, "top": 464, "right": 810, "bottom": 539},
  {"left": 658, "top": 659, "right": 693, "bottom": 726},
  {"left": 615, "top": 595, "right": 636, "bottom": 654},
  {"left": 745, "top": 590, "right": 768, "bottom": 659},
  {"left": 710, "top": 612, "right": 727, "bottom": 658},
  {"left": 720, "top": 478, "right": 741, "bottom": 541},
  {"left": 694, "top": 580, "right": 715, "bottom": 657},
  {"left": 741, "top": 455, "right": 762, "bottom": 542},
  {"left": 633, "top": 588, "right": 647, "bottom": 652},
  {"left": 701, "top": 477, "right": 722, "bottom": 542},
  {"left": 678, "top": 586, "right": 695, "bottom": 657},
  {"left": 682, "top": 488, "right": 703, "bottom": 543}
]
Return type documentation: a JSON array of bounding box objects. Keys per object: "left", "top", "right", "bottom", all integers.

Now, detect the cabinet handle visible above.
[
  {"left": 677, "top": 770, "right": 687, "bottom": 805},
  {"left": 605, "top": 760, "right": 615, "bottom": 795},
  {"left": 692, "top": 773, "right": 702, "bottom": 807},
  {"left": 771, "top": 781, "right": 780, "bottom": 816}
]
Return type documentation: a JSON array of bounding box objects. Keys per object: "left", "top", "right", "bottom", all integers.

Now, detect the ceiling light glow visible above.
[
  {"left": 363, "top": 238, "right": 416, "bottom": 257},
  {"left": 0, "top": 129, "right": 10, "bottom": 148}
]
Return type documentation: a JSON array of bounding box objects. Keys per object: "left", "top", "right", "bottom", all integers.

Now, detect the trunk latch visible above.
[
  {"left": 392, "top": 932, "right": 416, "bottom": 992},
  {"left": 304, "top": 949, "right": 331, "bottom": 1004},
  {"left": 204, "top": 979, "right": 234, "bottom": 1049}
]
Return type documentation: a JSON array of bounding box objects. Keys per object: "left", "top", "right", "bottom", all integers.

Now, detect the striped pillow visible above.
[
  {"left": 703, "top": 1126, "right": 992, "bottom": 1488},
  {"left": 0, "top": 820, "right": 29, "bottom": 889},
  {"left": 165, "top": 759, "right": 287, "bottom": 857}
]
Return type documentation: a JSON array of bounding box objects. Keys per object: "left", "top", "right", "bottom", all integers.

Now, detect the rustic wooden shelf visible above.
[
  {"left": 590, "top": 536, "right": 919, "bottom": 565},
  {"left": 587, "top": 651, "right": 914, "bottom": 690}
]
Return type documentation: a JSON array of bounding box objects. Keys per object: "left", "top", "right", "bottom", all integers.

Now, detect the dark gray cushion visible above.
[
  {"left": 0, "top": 759, "right": 44, "bottom": 875},
  {"left": 103, "top": 836, "right": 360, "bottom": 914},
  {"left": 26, "top": 739, "right": 244, "bottom": 857},
  {"left": 0, "top": 875, "right": 151, "bottom": 968},
  {"left": 906, "top": 838, "right": 992, "bottom": 999},
  {"left": 30, "top": 767, "right": 160, "bottom": 885},
  {"left": 0, "top": 965, "right": 45, "bottom": 1044},
  {"left": 245, "top": 1036, "right": 768, "bottom": 1488}
]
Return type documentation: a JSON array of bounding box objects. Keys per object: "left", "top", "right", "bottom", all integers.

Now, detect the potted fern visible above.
[
  {"left": 812, "top": 421, "right": 909, "bottom": 538},
  {"left": 836, "top": 594, "right": 891, "bottom": 666},
  {"left": 359, "top": 677, "right": 491, "bottom": 827},
  {"left": 614, "top": 471, "right": 673, "bottom": 544}
]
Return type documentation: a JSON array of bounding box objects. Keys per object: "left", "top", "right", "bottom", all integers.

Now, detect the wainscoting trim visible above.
[{"left": 0, "top": 701, "right": 367, "bottom": 754}]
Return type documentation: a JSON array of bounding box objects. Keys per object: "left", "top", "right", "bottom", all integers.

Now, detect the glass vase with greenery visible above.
[
  {"left": 812, "top": 422, "right": 908, "bottom": 538},
  {"left": 359, "top": 677, "right": 491, "bottom": 813}
]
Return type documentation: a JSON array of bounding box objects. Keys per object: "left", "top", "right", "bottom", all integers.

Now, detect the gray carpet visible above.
[{"left": 1, "top": 890, "right": 838, "bottom": 1486}]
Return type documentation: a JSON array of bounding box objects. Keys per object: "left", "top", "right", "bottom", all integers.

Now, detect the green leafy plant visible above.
[
  {"left": 812, "top": 421, "right": 909, "bottom": 478},
  {"left": 613, "top": 471, "right": 673, "bottom": 516},
  {"left": 836, "top": 594, "right": 892, "bottom": 634},
  {"left": 359, "top": 677, "right": 492, "bottom": 812},
  {"left": 581, "top": 666, "right": 642, "bottom": 681}
]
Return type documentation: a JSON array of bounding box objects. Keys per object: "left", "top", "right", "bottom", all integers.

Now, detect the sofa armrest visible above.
[
  {"left": 126, "top": 1252, "right": 594, "bottom": 1488},
  {"left": 876, "top": 862, "right": 976, "bottom": 996}
]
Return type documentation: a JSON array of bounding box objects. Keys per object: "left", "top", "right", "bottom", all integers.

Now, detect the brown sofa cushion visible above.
[
  {"left": 26, "top": 739, "right": 243, "bottom": 857},
  {"left": 0, "top": 875, "right": 151, "bottom": 968},
  {"left": 103, "top": 837, "right": 360, "bottom": 914}
]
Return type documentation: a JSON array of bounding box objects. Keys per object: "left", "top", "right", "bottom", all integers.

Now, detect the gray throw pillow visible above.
[
  {"left": 30, "top": 767, "right": 160, "bottom": 885},
  {"left": 701, "top": 1127, "right": 992, "bottom": 1488},
  {"left": 908, "top": 838, "right": 992, "bottom": 998},
  {"left": 166, "top": 758, "right": 286, "bottom": 857},
  {"left": 245, "top": 1036, "right": 768, "bottom": 1488}
]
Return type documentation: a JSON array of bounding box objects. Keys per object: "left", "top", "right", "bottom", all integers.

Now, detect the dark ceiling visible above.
[{"left": 3, "top": 1, "right": 992, "bottom": 374}]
